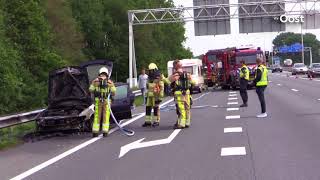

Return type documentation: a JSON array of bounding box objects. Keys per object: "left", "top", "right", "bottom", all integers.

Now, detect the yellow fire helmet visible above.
[{"left": 148, "top": 63, "right": 158, "bottom": 70}]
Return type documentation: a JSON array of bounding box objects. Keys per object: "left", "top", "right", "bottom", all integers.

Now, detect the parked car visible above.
[
  {"left": 36, "top": 60, "right": 134, "bottom": 133},
  {"left": 271, "top": 64, "right": 283, "bottom": 73},
  {"left": 292, "top": 63, "right": 308, "bottom": 75},
  {"left": 308, "top": 63, "right": 320, "bottom": 78}
]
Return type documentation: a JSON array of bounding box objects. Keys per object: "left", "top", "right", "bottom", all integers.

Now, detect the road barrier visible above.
[{"left": 0, "top": 90, "right": 142, "bottom": 129}]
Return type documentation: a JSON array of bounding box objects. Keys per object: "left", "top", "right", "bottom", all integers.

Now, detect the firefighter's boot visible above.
[
  {"left": 142, "top": 122, "right": 152, "bottom": 127},
  {"left": 152, "top": 122, "right": 160, "bottom": 127}
]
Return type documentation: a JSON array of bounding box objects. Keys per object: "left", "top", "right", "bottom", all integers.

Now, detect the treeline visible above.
[
  {"left": 0, "top": 0, "right": 192, "bottom": 115},
  {"left": 273, "top": 32, "right": 320, "bottom": 65}
]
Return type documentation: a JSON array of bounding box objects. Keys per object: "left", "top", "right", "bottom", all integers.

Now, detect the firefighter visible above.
[
  {"left": 142, "top": 63, "right": 164, "bottom": 127},
  {"left": 170, "top": 60, "right": 193, "bottom": 129},
  {"left": 254, "top": 58, "right": 268, "bottom": 118},
  {"left": 89, "top": 67, "right": 116, "bottom": 137},
  {"left": 239, "top": 60, "right": 249, "bottom": 107}
]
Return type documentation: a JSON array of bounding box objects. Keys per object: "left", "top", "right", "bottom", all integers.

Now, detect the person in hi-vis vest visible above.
[
  {"left": 89, "top": 67, "right": 116, "bottom": 137},
  {"left": 254, "top": 58, "right": 268, "bottom": 118},
  {"left": 239, "top": 60, "right": 249, "bottom": 107}
]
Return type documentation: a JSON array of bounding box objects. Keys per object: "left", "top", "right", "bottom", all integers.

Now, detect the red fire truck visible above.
[
  {"left": 203, "top": 47, "right": 264, "bottom": 89},
  {"left": 202, "top": 49, "right": 227, "bottom": 87}
]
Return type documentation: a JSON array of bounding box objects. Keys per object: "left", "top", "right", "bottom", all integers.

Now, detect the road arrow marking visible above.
[{"left": 119, "top": 129, "right": 182, "bottom": 158}]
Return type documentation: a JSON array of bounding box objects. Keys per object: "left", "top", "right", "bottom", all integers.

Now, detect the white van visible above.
[{"left": 167, "top": 59, "right": 205, "bottom": 93}]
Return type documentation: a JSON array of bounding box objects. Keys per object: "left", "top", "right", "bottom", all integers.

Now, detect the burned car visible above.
[{"left": 36, "top": 60, "right": 134, "bottom": 132}]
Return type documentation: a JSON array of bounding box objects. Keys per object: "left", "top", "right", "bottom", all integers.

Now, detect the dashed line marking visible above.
[
  {"left": 315, "top": 79, "right": 320, "bottom": 82},
  {"left": 227, "top": 108, "right": 239, "bottom": 111},
  {"left": 228, "top": 98, "right": 238, "bottom": 100},
  {"left": 221, "top": 147, "right": 246, "bottom": 156},
  {"left": 229, "top": 91, "right": 237, "bottom": 94},
  {"left": 291, "top": 89, "right": 299, "bottom": 92},
  {"left": 225, "top": 115, "right": 240, "bottom": 119},
  {"left": 227, "top": 102, "right": 238, "bottom": 105},
  {"left": 317, "top": 99, "right": 320, "bottom": 101},
  {"left": 277, "top": 84, "right": 282, "bottom": 86},
  {"left": 269, "top": 81, "right": 273, "bottom": 83},
  {"left": 301, "top": 77, "right": 308, "bottom": 80},
  {"left": 229, "top": 94, "right": 237, "bottom": 97},
  {"left": 224, "top": 127, "right": 243, "bottom": 133}
]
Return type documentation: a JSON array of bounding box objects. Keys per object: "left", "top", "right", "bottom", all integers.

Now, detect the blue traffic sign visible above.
[{"left": 278, "top": 43, "right": 303, "bottom": 53}]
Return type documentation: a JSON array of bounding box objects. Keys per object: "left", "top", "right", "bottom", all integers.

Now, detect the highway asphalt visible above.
[{"left": 1, "top": 72, "right": 320, "bottom": 180}]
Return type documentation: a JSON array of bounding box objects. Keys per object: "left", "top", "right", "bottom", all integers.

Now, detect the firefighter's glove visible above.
[{"left": 155, "top": 99, "right": 162, "bottom": 104}]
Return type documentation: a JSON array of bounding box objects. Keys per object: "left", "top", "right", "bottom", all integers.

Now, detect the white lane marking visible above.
[
  {"left": 228, "top": 98, "right": 238, "bottom": 100},
  {"left": 317, "top": 99, "right": 320, "bottom": 101},
  {"left": 277, "top": 84, "right": 282, "bottom": 86},
  {"left": 229, "top": 94, "right": 237, "bottom": 97},
  {"left": 221, "top": 147, "right": 246, "bottom": 156},
  {"left": 193, "top": 92, "right": 210, "bottom": 101},
  {"left": 119, "top": 129, "right": 181, "bottom": 158},
  {"left": 291, "top": 89, "right": 299, "bottom": 92},
  {"left": 227, "top": 102, "right": 238, "bottom": 105},
  {"left": 10, "top": 99, "right": 174, "bottom": 180},
  {"left": 301, "top": 77, "right": 308, "bottom": 80},
  {"left": 315, "top": 79, "right": 320, "bottom": 82},
  {"left": 269, "top": 81, "right": 272, "bottom": 83},
  {"left": 229, "top": 91, "right": 237, "bottom": 94},
  {"left": 227, "top": 108, "right": 239, "bottom": 111},
  {"left": 225, "top": 115, "right": 240, "bottom": 119},
  {"left": 224, "top": 127, "right": 243, "bottom": 133}
]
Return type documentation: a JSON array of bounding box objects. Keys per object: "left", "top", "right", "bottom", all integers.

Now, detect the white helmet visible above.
[{"left": 99, "top": 67, "right": 109, "bottom": 75}]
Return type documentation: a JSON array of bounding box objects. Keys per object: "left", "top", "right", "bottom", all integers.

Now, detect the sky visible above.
[{"left": 172, "top": 0, "right": 320, "bottom": 56}]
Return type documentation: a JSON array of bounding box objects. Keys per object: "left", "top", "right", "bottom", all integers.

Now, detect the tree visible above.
[
  {"left": 45, "top": 0, "right": 87, "bottom": 65},
  {"left": 0, "top": 0, "right": 24, "bottom": 114},
  {"left": 3, "top": 0, "right": 65, "bottom": 111},
  {"left": 273, "top": 32, "right": 320, "bottom": 65}
]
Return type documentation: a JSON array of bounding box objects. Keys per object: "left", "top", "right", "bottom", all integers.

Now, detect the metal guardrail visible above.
[
  {"left": 0, "top": 109, "right": 45, "bottom": 129},
  {"left": 0, "top": 90, "right": 143, "bottom": 130}
]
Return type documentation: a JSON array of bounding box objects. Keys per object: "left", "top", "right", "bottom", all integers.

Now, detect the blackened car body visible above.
[{"left": 36, "top": 60, "right": 134, "bottom": 132}]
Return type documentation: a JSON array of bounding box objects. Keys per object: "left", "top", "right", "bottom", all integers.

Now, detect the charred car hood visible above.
[{"left": 48, "top": 67, "right": 91, "bottom": 108}]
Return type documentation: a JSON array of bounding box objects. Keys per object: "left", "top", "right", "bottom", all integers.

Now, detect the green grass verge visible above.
[
  {"left": 134, "top": 95, "right": 144, "bottom": 107},
  {"left": 0, "top": 122, "right": 36, "bottom": 150}
]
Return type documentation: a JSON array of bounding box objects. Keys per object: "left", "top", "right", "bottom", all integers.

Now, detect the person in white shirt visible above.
[{"left": 138, "top": 68, "right": 148, "bottom": 105}]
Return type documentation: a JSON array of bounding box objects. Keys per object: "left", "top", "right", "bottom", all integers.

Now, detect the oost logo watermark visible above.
[{"left": 274, "top": 15, "right": 305, "bottom": 23}]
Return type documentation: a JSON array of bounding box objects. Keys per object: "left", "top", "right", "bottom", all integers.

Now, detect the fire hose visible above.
[{"left": 107, "top": 93, "right": 135, "bottom": 136}]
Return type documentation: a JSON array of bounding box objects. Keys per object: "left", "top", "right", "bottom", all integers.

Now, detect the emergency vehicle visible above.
[{"left": 203, "top": 47, "right": 264, "bottom": 89}]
